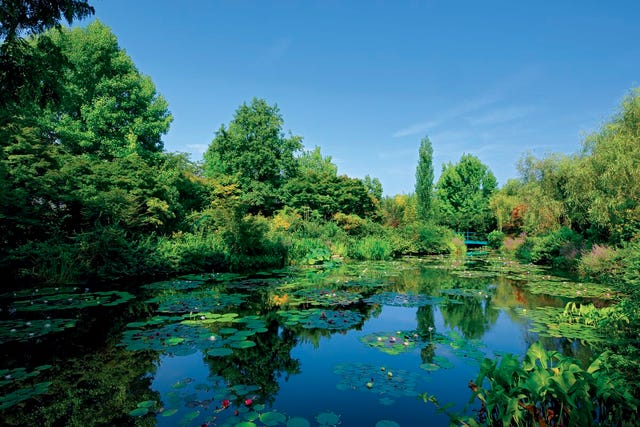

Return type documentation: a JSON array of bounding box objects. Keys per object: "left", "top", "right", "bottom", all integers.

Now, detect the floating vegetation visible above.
[
  {"left": 433, "top": 329, "right": 487, "bottom": 363},
  {"left": 365, "top": 292, "right": 444, "bottom": 307},
  {"left": 419, "top": 355, "right": 455, "bottom": 372},
  {"left": 0, "top": 318, "right": 77, "bottom": 344},
  {"left": 291, "top": 288, "right": 362, "bottom": 307},
  {"left": 278, "top": 309, "right": 363, "bottom": 330},
  {"left": 119, "top": 312, "right": 266, "bottom": 356},
  {"left": 0, "top": 365, "right": 52, "bottom": 410},
  {"left": 523, "top": 280, "right": 615, "bottom": 300},
  {"left": 141, "top": 279, "right": 204, "bottom": 291},
  {"left": 439, "top": 287, "right": 493, "bottom": 300},
  {"left": 315, "top": 411, "right": 340, "bottom": 426},
  {"left": 524, "top": 305, "right": 610, "bottom": 342},
  {"left": 10, "top": 289, "right": 134, "bottom": 312},
  {"left": 360, "top": 330, "right": 427, "bottom": 355},
  {"left": 148, "top": 291, "right": 246, "bottom": 314},
  {"left": 334, "top": 362, "right": 421, "bottom": 399}
]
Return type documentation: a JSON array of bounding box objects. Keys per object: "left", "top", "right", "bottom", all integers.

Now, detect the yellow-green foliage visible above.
[{"left": 348, "top": 236, "right": 392, "bottom": 261}]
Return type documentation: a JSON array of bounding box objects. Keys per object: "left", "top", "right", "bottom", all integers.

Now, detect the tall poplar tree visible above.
[{"left": 415, "top": 136, "right": 434, "bottom": 221}]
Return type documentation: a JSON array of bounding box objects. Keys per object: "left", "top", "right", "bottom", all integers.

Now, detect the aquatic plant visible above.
[{"left": 466, "top": 342, "right": 638, "bottom": 426}]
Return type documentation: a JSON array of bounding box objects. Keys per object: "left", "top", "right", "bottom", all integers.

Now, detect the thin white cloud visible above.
[
  {"left": 392, "top": 96, "right": 499, "bottom": 138},
  {"left": 467, "top": 106, "right": 534, "bottom": 126}
]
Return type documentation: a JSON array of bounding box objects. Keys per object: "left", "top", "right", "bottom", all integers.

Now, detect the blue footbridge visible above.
[{"left": 457, "top": 231, "right": 488, "bottom": 247}]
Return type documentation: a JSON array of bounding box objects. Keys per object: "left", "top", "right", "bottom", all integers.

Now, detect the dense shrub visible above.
[
  {"left": 390, "top": 222, "right": 453, "bottom": 256},
  {"left": 348, "top": 236, "right": 392, "bottom": 260},
  {"left": 515, "top": 227, "right": 583, "bottom": 269},
  {"left": 286, "top": 238, "right": 332, "bottom": 265},
  {"left": 577, "top": 243, "right": 619, "bottom": 281},
  {"left": 487, "top": 230, "right": 505, "bottom": 250}
]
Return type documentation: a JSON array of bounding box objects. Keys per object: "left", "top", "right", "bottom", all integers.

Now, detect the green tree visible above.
[
  {"left": 415, "top": 136, "right": 434, "bottom": 221},
  {"left": 435, "top": 153, "right": 497, "bottom": 233},
  {"left": 363, "top": 174, "right": 383, "bottom": 203},
  {"left": 0, "top": 0, "right": 94, "bottom": 41},
  {"left": 567, "top": 88, "right": 640, "bottom": 243},
  {"left": 203, "top": 98, "right": 303, "bottom": 214},
  {"left": 47, "top": 21, "right": 172, "bottom": 159},
  {"left": 297, "top": 146, "right": 337, "bottom": 177}
]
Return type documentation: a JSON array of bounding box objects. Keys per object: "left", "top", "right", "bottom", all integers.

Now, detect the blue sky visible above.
[{"left": 84, "top": 0, "right": 639, "bottom": 196}]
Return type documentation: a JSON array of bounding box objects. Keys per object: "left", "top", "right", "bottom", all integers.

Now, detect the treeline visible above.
[
  {"left": 0, "top": 18, "right": 476, "bottom": 286},
  {"left": 2, "top": 5, "right": 639, "bottom": 290},
  {"left": 486, "top": 87, "right": 640, "bottom": 283}
]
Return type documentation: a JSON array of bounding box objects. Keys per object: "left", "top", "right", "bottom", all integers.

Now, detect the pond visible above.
[{"left": 0, "top": 255, "right": 618, "bottom": 426}]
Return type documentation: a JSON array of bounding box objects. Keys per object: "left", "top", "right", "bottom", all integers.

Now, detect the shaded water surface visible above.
[{"left": 1, "top": 256, "right": 615, "bottom": 426}]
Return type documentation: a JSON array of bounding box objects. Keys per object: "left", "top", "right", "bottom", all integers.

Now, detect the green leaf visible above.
[
  {"left": 128, "top": 407, "right": 149, "bottom": 416},
  {"left": 286, "top": 417, "right": 311, "bottom": 427}
]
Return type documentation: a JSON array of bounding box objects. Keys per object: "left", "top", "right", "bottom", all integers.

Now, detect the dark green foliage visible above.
[
  {"left": 436, "top": 153, "right": 497, "bottom": 233},
  {"left": 486, "top": 230, "right": 504, "bottom": 250},
  {"left": 284, "top": 173, "right": 378, "bottom": 219},
  {"left": 348, "top": 236, "right": 392, "bottom": 261},
  {"left": 389, "top": 222, "right": 454, "bottom": 256},
  {"left": 203, "top": 98, "right": 302, "bottom": 214},
  {"left": 467, "top": 342, "right": 638, "bottom": 426},
  {"left": 0, "top": 0, "right": 94, "bottom": 40},
  {"left": 515, "top": 227, "right": 583, "bottom": 269},
  {"left": 416, "top": 136, "right": 434, "bottom": 221}
]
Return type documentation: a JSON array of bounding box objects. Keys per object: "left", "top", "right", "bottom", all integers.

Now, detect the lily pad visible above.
[
  {"left": 128, "top": 407, "right": 149, "bottom": 416},
  {"left": 160, "top": 408, "right": 179, "bottom": 417},
  {"left": 315, "top": 411, "right": 340, "bottom": 425},
  {"left": 229, "top": 340, "right": 256, "bottom": 349},
  {"left": 278, "top": 309, "right": 363, "bottom": 330},
  {"left": 365, "top": 292, "right": 444, "bottom": 307},
  {"left": 286, "top": 417, "right": 311, "bottom": 427},
  {"left": 376, "top": 420, "right": 400, "bottom": 427},
  {"left": 333, "top": 363, "right": 420, "bottom": 398},
  {"left": 360, "top": 330, "right": 426, "bottom": 355},
  {"left": 207, "top": 347, "right": 234, "bottom": 357},
  {"left": 0, "top": 318, "right": 77, "bottom": 344},
  {"left": 260, "top": 411, "right": 287, "bottom": 426}
]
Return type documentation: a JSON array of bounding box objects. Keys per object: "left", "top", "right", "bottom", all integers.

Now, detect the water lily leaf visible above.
[
  {"left": 260, "top": 411, "right": 287, "bottom": 426},
  {"left": 136, "top": 399, "right": 156, "bottom": 408},
  {"left": 360, "top": 330, "right": 426, "bottom": 355},
  {"left": 229, "top": 340, "right": 256, "bottom": 349},
  {"left": 365, "top": 292, "right": 444, "bottom": 307},
  {"left": 160, "top": 408, "right": 178, "bottom": 417},
  {"left": 128, "top": 407, "right": 149, "bottom": 416},
  {"left": 207, "top": 347, "right": 233, "bottom": 357},
  {"left": 375, "top": 420, "right": 400, "bottom": 427},
  {"left": 180, "top": 410, "right": 200, "bottom": 423},
  {"left": 234, "top": 422, "right": 257, "bottom": 427},
  {"left": 315, "top": 411, "right": 340, "bottom": 425},
  {"left": 278, "top": 309, "right": 363, "bottom": 331},
  {"left": 286, "top": 417, "right": 311, "bottom": 427}
]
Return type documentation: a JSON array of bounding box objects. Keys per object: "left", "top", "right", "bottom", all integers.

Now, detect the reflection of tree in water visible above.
[
  {"left": 416, "top": 304, "right": 436, "bottom": 364},
  {"left": 2, "top": 306, "right": 160, "bottom": 427},
  {"left": 204, "top": 314, "right": 301, "bottom": 406},
  {"left": 440, "top": 296, "right": 499, "bottom": 340}
]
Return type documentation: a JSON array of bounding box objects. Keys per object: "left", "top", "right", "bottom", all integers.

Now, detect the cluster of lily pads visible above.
[
  {"left": 334, "top": 362, "right": 422, "bottom": 406},
  {"left": 0, "top": 365, "right": 52, "bottom": 410},
  {"left": 119, "top": 312, "right": 267, "bottom": 357},
  {"left": 277, "top": 309, "right": 363, "bottom": 331},
  {"left": 132, "top": 373, "right": 343, "bottom": 427},
  {"left": 360, "top": 330, "right": 428, "bottom": 355}
]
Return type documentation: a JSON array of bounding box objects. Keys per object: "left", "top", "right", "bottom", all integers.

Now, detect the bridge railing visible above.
[{"left": 455, "top": 231, "right": 488, "bottom": 244}]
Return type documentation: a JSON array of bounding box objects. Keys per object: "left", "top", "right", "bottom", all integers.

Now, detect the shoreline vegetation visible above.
[{"left": 1, "top": 3, "right": 639, "bottom": 425}]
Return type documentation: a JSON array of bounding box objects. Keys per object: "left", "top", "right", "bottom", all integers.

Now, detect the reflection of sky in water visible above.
[{"left": 150, "top": 300, "right": 530, "bottom": 427}]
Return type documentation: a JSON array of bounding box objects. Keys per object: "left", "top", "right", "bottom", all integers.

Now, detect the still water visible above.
[{"left": 1, "top": 256, "right": 610, "bottom": 426}]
